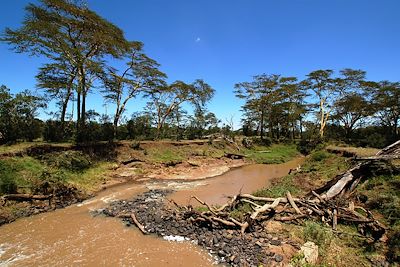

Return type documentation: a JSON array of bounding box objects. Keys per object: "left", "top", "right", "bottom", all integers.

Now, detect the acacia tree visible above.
[
  {"left": 302, "top": 70, "right": 343, "bottom": 138},
  {"left": 145, "top": 79, "right": 215, "bottom": 138},
  {"left": 235, "top": 74, "right": 285, "bottom": 140},
  {"left": 332, "top": 92, "right": 371, "bottom": 139},
  {"left": 373, "top": 81, "right": 400, "bottom": 139},
  {"left": 279, "top": 77, "right": 306, "bottom": 140},
  {"left": 101, "top": 42, "right": 166, "bottom": 139},
  {"left": 36, "top": 58, "right": 76, "bottom": 127},
  {"left": 1, "top": 0, "right": 131, "bottom": 141},
  {"left": 330, "top": 69, "right": 371, "bottom": 139}
]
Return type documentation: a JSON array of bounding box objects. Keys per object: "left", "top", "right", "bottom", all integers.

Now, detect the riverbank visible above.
[
  {"left": 0, "top": 140, "right": 299, "bottom": 226},
  {"left": 102, "top": 145, "right": 399, "bottom": 267}
]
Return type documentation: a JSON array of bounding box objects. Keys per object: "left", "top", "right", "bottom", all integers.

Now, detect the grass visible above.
[
  {"left": 0, "top": 141, "right": 71, "bottom": 155},
  {"left": 358, "top": 173, "right": 400, "bottom": 226},
  {"left": 65, "top": 161, "right": 114, "bottom": 192},
  {"left": 326, "top": 144, "right": 379, "bottom": 157},
  {"left": 0, "top": 152, "right": 113, "bottom": 195},
  {"left": 146, "top": 146, "right": 185, "bottom": 165},
  {"left": 254, "top": 173, "right": 302, "bottom": 198},
  {"left": 243, "top": 143, "right": 299, "bottom": 164},
  {"left": 254, "top": 147, "right": 399, "bottom": 266},
  {"left": 254, "top": 149, "right": 349, "bottom": 199}
]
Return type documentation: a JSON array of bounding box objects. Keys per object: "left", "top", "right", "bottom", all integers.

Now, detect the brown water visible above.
[
  {"left": 0, "top": 157, "right": 303, "bottom": 266},
  {"left": 170, "top": 157, "right": 304, "bottom": 206}
]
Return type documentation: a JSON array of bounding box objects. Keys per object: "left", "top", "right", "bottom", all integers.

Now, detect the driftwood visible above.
[
  {"left": 2, "top": 194, "right": 53, "bottom": 201},
  {"left": 185, "top": 191, "right": 385, "bottom": 240},
  {"left": 117, "top": 212, "right": 148, "bottom": 234},
  {"left": 313, "top": 140, "right": 400, "bottom": 200},
  {"left": 179, "top": 140, "right": 400, "bottom": 240},
  {"left": 131, "top": 213, "right": 148, "bottom": 234},
  {"left": 224, "top": 152, "right": 246, "bottom": 159}
]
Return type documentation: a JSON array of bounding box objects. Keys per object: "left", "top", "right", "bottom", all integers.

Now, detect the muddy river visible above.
[{"left": 0, "top": 157, "right": 303, "bottom": 266}]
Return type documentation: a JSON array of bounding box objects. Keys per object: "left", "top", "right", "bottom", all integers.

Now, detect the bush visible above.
[
  {"left": 297, "top": 138, "right": 322, "bottom": 155},
  {"left": 252, "top": 136, "right": 272, "bottom": 146},
  {"left": 0, "top": 161, "right": 17, "bottom": 194},
  {"left": 43, "top": 120, "right": 74, "bottom": 142},
  {"left": 43, "top": 151, "right": 91, "bottom": 171},
  {"left": 311, "top": 150, "right": 330, "bottom": 162}
]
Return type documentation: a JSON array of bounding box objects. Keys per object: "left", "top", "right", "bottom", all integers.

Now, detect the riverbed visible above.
[{"left": 0, "top": 157, "right": 303, "bottom": 266}]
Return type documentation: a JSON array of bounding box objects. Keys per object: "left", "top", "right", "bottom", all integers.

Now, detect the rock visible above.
[
  {"left": 300, "top": 241, "right": 318, "bottom": 265},
  {"left": 274, "top": 254, "right": 284, "bottom": 262},
  {"left": 265, "top": 220, "right": 283, "bottom": 233},
  {"left": 218, "top": 250, "right": 226, "bottom": 257},
  {"left": 255, "top": 241, "right": 263, "bottom": 247},
  {"left": 270, "top": 239, "right": 281, "bottom": 246}
]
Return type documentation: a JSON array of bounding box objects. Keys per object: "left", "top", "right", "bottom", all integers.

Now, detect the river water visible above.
[{"left": 0, "top": 157, "right": 303, "bottom": 267}]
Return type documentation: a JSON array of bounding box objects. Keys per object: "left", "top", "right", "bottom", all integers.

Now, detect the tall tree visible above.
[
  {"left": 101, "top": 42, "right": 166, "bottom": 139},
  {"left": 373, "top": 81, "right": 400, "bottom": 139},
  {"left": 145, "top": 79, "right": 215, "bottom": 138},
  {"left": 279, "top": 77, "right": 306, "bottom": 140},
  {"left": 36, "top": 58, "right": 76, "bottom": 127},
  {"left": 1, "top": 0, "right": 131, "bottom": 141},
  {"left": 332, "top": 92, "right": 371, "bottom": 139},
  {"left": 235, "top": 74, "right": 282, "bottom": 140},
  {"left": 302, "top": 70, "right": 342, "bottom": 138}
]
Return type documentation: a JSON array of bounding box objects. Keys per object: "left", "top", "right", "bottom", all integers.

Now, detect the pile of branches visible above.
[{"left": 180, "top": 140, "right": 400, "bottom": 240}]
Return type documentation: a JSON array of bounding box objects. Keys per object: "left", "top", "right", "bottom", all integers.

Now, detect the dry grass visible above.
[{"left": 326, "top": 145, "right": 379, "bottom": 157}]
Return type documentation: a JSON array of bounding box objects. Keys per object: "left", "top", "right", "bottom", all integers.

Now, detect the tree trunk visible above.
[
  {"left": 113, "top": 115, "right": 119, "bottom": 140},
  {"left": 260, "top": 109, "right": 264, "bottom": 140}
]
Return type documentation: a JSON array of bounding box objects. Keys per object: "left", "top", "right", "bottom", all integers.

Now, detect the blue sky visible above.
[{"left": 1, "top": 0, "right": 400, "bottom": 128}]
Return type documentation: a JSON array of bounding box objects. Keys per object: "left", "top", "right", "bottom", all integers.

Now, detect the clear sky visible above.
[{"left": 1, "top": 0, "right": 399, "bottom": 128}]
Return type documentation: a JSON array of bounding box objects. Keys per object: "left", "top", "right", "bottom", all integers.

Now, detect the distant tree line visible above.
[
  {"left": 235, "top": 69, "right": 400, "bottom": 147},
  {"left": 0, "top": 0, "right": 398, "bottom": 148}
]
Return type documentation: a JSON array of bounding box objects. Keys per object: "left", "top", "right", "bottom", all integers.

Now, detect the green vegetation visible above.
[
  {"left": 254, "top": 173, "right": 301, "bottom": 198},
  {"left": 0, "top": 151, "right": 112, "bottom": 195},
  {"left": 251, "top": 148, "right": 399, "bottom": 266},
  {"left": 303, "top": 222, "right": 333, "bottom": 256},
  {"left": 244, "top": 144, "right": 299, "bottom": 164},
  {"left": 254, "top": 149, "right": 349, "bottom": 198},
  {"left": 147, "top": 147, "right": 184, "bottom": 165}
]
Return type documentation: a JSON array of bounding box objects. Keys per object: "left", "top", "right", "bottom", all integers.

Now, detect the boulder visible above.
[{"left": 300, "top": 241, "right": 318, "bottom": 264}]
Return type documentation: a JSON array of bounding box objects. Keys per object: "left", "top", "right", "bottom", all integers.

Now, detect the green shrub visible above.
[
  {"left": 297, "top": 139, "right": 322, "bottom": 155},
  {"left": 0, "top": 161, "right": 17, "bottom": 194},
  {"left": 43, "top": 151, "right": 91, "bottom": 171},
  {"left": 252, "top": 136, "right": 272, "bottom": 146},
  {"left": 311, "top": 151, "right": 330, "bottom": 162}
]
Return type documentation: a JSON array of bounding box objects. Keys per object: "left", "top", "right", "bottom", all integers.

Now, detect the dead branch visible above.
[
  {"left": 250, "top": 198, "right": 280, "bottom": 219},
  {"left": 275, "top": 214, "right": 307, "bottom": 222},
  {"left": 286, "top": 191, "right": 303, "bottom": 215},
  {"left": 131, "top": 213, "right": 148, "bottom": 234}
]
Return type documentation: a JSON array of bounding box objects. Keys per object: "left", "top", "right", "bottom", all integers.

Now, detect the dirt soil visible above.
[{"left": 110, "top": 140, "right": 247, "bottom": 184}]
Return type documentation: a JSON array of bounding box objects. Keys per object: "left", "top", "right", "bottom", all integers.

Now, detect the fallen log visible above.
[
  {"left": 313, "top": 140, "right": 400, "bottom": 200},
  {"left": 250, "top": 198, "right": 280, "bottom": 219},
  {"left": 2, "top": 194, "right": 52, "bottom": 201},
  {"left": 224, "top": 152, "right": 246, "bottom": 159},
  {"left": 275, "top": 214, "right": 307, "bottom": 222},
  {"left": 286, "top": 191, "right": 303, "bottom": 215}
]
